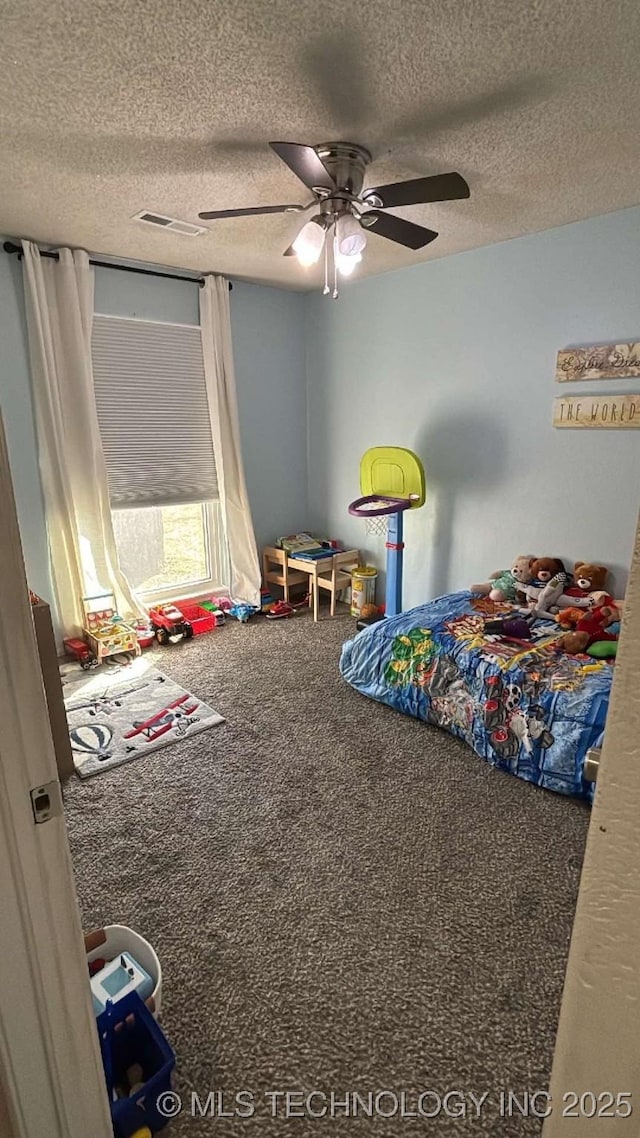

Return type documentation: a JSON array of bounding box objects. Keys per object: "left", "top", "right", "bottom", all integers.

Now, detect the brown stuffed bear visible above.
[
  {"left": 516, "top": 557, "right": 566, "bottom": 606},
  {"left": 563, "top": 562, "right": 608, "bottom": 601},
  {"left": 536, "top": 561, "right": 609, "bottom": 616}
]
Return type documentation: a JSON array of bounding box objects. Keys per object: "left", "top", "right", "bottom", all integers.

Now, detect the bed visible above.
[{"left": 340, "top": 590, "right": 613, "bottom": 800}]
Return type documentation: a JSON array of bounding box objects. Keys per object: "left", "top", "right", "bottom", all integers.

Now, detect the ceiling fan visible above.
[{"left": 198, "top": 140, "right": 470, "bottom": 295}]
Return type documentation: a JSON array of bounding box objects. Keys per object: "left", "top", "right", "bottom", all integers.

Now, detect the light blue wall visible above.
[
  {"left": 228, "top": 282, "right": 308, "bottom": 550},
  {"left": 0, "top": 256, "right": 307, "bottom": 604},
  {"left": 305, "top": 206, "right": 640, "bottom": 608},
  {"left": 0, "top": 245, "right": 51, "bottom": 598}
]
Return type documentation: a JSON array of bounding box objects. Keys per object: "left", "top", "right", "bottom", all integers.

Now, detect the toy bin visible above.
[
  {"left": 86, "top": 925, "right": 163, "bottom": 1018},
  {"left": 97, "top": 990, "right": 175, "bottom": 1138},
  {"left": 350, "top": 565, "right": 378, "bottom": 618},
  {"left": 174, "top": 602, "right": 216, "bottom": 635}
]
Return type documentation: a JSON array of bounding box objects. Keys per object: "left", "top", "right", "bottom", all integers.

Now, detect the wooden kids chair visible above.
[{"left": 312, "top": 550, "right": 360, "bottom": 620}]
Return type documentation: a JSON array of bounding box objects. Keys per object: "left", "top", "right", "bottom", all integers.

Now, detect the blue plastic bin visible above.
[{"left": 97, "top": 990, "right": 175, "bottom": 1137}]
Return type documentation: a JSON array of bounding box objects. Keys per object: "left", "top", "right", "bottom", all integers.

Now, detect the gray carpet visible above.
[{"left": 64, "top": 606, "right": 589, "bottom": 1136}]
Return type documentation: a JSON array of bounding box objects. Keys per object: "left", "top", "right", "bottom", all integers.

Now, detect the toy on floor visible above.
[
  {"left": 63, "top": 636, "right": 99, "bottom": 670},
  {"left": 229, "top": 602, "right": 259, "bottom": 623},
  {"left": 91, "top": 952, "right": 154, "bottom": 1016},
  {"left": 360, "top": 602, "right": 385, "bottom": 620},
  {"left": 266, "top": 600, "right": 295, "bottom": 620},
  {"left": 97, "top": 990, "right": 175, "bottom": 1136},
  {"left": 260, "top": 588, "right": 275, "bottom": 613},
  {"left": 148, "top": 603, "right": 193, "bottom": 644},
  {"left": 348, "top": 446, "right": 426, "bottom": 624},
  {"left": 471, "top": 555, "right": 535, "bottom": 602},
  {"left": 214, "top": 596, "right": 234, "bottom": 611},
  {"left": 132, "top": 620, "right": 155, "bottom": 649},
  {"left": 82, "top": 592, "right": 141, "bottom": 664},
  {"left": 265, "top": 594, "right": 310, "bottom": 621},
  {"left": 199, "top": 599, "right": 227, "bottom": 625}
]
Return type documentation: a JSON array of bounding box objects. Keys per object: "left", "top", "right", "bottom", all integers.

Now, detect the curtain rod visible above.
[{"left": 2, "top": 240, "right": 232, "bottom": 290}]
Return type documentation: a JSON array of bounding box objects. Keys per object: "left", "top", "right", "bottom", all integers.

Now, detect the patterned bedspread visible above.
[{"left": 340, "top": 591, "right": 612, "bottom": 800}]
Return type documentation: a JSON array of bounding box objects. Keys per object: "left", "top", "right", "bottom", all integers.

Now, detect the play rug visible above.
[{"left": 62, "top": 658, "right": 224, "bottom": 778}]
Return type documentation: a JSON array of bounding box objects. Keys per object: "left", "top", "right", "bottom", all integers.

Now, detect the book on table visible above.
[
  {"left": 277, "top": 532, "right": 331, "bottom": 558},
  {"left": 289, "top": 548, "right": 333, "bottom": 561}
]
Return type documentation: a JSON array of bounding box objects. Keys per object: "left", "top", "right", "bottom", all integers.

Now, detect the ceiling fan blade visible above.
[
  {"left": 364, "top": 172, "right": 470, "bottom": 209},
  {"left": 269, "top": 141, "right": 336, "bottom": 193},
  {"left": 361, "top": 211, "right": 438, "bottom": 250},
  {"left": 198, "top": 204, "right": 304, "bottom": 220}
]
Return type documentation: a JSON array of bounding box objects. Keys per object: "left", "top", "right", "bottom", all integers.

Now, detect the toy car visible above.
[
  {"left": 63, "top": 636, "right": 99, "bottom": 670},
  {"left": 148, "top": 604, "right": 193, "bottom": 645}
]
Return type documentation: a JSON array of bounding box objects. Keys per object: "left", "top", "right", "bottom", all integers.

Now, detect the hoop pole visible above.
[{"left": 385, "top": 510, "right": 404, "bottom": 617}]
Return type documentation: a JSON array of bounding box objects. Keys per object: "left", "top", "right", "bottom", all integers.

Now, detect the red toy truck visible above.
[
  {"left": 148, "top": 603, "right": 193, "bottom": 645},
  {"left": 63, "top": 636, "right": 99, "bottom": 670}
]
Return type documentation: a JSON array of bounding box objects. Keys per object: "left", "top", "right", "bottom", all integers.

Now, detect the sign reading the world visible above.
[{"left": 553, "top": 395, "right": 640, "bottom": 429}]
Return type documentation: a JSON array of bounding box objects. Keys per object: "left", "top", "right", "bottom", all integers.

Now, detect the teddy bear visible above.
[
  {"left": 556, "top": 600, "right": 620, "bottom": 655},
  {"left": 515, "top": 557, "right": 567, "bottom": 609},
  {"left": 471, "top": 555, "right": 534, "bottom": 602},
  {"left": 536, "top": 561, "right": 609, "bottom": 617}
]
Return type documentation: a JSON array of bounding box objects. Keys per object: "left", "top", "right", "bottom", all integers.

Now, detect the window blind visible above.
[{"left": 91, "top": 315, "right": 218, "bottom": 508}]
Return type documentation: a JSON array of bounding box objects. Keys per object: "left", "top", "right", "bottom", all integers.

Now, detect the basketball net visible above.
[{"left": 358, "top": 499, "right": 391, "bottom": 538}]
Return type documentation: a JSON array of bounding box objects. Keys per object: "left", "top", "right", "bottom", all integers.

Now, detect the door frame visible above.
[
  {"left": 0, "top": 413, "right": 112, "bottom": 1138},
  {"left": 544, "top": 510, "right": 640, "bottom": 1134}
]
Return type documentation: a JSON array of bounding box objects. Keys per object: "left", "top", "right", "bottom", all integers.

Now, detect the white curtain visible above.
[
  {"left": 200, "top": 276, "right": 261, "bottom": 606},
  {"left": 21, "top": 242, "right": 142, "bottom": 634}
]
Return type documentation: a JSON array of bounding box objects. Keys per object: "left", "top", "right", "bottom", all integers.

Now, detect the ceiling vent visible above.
[{"left": 132, "top": 210, "right": 208, "bottom": 236}]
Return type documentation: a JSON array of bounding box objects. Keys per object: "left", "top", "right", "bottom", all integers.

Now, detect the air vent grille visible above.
[{"left": 132, "top": 210, "right": 207, "bottom": 236}]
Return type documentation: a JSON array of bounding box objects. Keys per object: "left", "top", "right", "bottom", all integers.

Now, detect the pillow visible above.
[{"left": 586, "top": 640, "right": 618, "bottom": 659}]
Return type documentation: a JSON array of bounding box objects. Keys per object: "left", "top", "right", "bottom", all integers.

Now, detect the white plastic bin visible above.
[{"left": 86, "top": 924, "right": 163, "bottom": 1017}]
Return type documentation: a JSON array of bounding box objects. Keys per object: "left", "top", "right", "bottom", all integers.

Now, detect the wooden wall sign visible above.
[
  {"left": 556, "top": 342, "right": 640, "bottom": 382},
  {"left": 553, "top": 395, "right": 640, "bottom": 429}
]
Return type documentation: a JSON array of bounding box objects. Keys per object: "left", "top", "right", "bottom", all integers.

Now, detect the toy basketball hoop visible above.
[{"left": 348, "top": 448, "right": 426, "bottom": 620}]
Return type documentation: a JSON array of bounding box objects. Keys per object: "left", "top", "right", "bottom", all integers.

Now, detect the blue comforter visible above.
[{"left": 340, "top": 591, "right": 612, "bottom": 800}]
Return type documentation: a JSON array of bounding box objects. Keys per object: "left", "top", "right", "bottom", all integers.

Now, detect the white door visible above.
[
  {"left": 544, "top": 510, "right": 640, "bottom": 1135},
  {"left": 0, "top": 412, "right": 112, "bottom": 1138}
]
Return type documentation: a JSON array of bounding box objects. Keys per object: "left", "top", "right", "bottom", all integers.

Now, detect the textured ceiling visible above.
[{"left": 1, "top": 0, "right": 640, "bottom": 290}]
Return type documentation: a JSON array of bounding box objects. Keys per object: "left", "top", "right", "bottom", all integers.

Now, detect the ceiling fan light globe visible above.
[
  {"left": 336, "top": 213, "right": 367, "bottom": 256},
  {"left": 336, "top": 251, "right": 362, "bottom": 277},
  {"left": 292, "top": 218, "right": 326, "bottom": 266}
]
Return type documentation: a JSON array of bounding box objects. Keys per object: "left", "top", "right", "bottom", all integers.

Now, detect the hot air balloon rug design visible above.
[{"left": 62, "top": 660, "right": 224, "bottom": 778}]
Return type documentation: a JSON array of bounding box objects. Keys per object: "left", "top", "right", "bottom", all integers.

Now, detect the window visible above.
[
  {"left": 111, "top": 500, "right": 229, "bottom": 601},
  {"left": 92, "top": 315, "right": 228, "bottom": 599}
]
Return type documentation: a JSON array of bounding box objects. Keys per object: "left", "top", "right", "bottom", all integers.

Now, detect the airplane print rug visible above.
[{"left": 62, "top": 659, "right": 224, "bottom": 778}]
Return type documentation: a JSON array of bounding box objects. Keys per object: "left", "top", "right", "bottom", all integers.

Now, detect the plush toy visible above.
[
  {"left": 533, "top": 561, "right": 609, "bottom": 617},
  {"left": 555, "top": 606, "right": 592, "bottom": 629},
  {"left": 516, "top": 557, "right": 567, "bottom": 609},
  {"left": 556, "top": 600, "right": 620, "bottom": 655},
  {"left": 472, "top": 555, "right": 535, "bottom": 602},
  {"left": 484, "top": 614, "right": 534, "bottom": 640}
]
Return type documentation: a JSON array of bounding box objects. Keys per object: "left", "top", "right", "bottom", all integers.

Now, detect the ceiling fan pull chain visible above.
[
  {"left": 332, "top": 228, "right": 339, "bottom": 300},
  {"left": 323, "top": 231, "right": 330, "bottom": 295}
]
